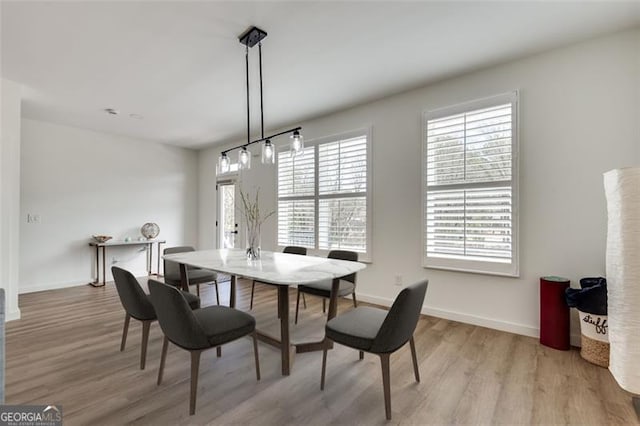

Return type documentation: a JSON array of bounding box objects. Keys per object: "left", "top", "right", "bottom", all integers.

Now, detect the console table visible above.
[{"left": 89, "top": 239, "right": 165, "bottom": 287}]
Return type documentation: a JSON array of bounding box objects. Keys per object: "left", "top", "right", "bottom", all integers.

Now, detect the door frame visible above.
[{"left": 216, "top": 177, "right": 240, "bottom": 249}]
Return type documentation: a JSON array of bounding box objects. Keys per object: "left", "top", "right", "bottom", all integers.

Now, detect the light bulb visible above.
[
  {"left": 261, "top": 140, "right": 275, "bottom": 164},
  {"left": 218, "top": 153, "right": 230, "bottom": 175},
  {"left": 290, "top": 130, "right": 304, "bottom": 156},
  {"left": 238, "top": 147, "right": 251, "bottom": 170}
]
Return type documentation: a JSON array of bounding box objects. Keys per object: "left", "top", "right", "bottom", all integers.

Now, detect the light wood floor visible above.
[{"left": 6, "top": 278, "right": 639, "bottom": 425}]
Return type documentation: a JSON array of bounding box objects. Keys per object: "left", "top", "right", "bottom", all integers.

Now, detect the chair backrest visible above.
[
  {"left": 283, "top": 246, "right": 307, "bottom": 255},
  {"left": 147, "top": 279, "right": 210, "bottom": 350},
  {"left": 370, "top": 280, "right": 428, "bottom": 353},
  {"left": 111, "top": 266, "right": 156, "bottom": 321},
  {"left": 163, "top": 246, "right": 195, "bottom": 282},
  {"left": 328, "top": 250, "right": 358, "bottom": 284}
]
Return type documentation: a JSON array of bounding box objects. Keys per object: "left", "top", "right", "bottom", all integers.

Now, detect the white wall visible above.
[
  {"left": 199, "top": 29, "right": 640, "bottom": 339},
  {"left": 20, "top": 119, "right": 199, "bottom": 293},
  {"left": 0, "top": 78, "right": 22, "bottom": 320}
]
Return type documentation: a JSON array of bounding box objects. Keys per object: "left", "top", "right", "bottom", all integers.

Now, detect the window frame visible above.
[
  {"left": 422, "top": 92, "right": 519, "bottom": 277},
  {"left": 277, "top": 127, "right": 373, "bottom": 262}
]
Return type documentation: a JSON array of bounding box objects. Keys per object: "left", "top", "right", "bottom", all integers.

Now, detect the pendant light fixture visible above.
[
  {"left": 217, "top": 26, "right": 303, "bottom": 175},
  {"left": 290, "top": 130, "right": 304, "bottom": 156}
]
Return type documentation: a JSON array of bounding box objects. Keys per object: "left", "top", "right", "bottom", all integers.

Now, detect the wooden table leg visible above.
[
  {"left": 147, "top": 243, "right": 152, "bottom": 276},
  {"left": 102, "top": 246, "right": 106, "bottom": 285},
  {"left": 230, "top": 275, "right": 236, "bottom": 308},
  {"left": 277, "top": 286, "right": 291, "bottom": 375},
  {"left": 157, "top": 242, "right": 163, "bottom": 276},
  {"left": 89, "top": 245, "right": 105, "bottom": 287},
  {"left": 327, "top": 278, "right": 340, "bottom": 320},
  {"left": 179, "top": 263, "right": 190, "bottom": 292},
  {"left": 95, "top": 245, "right": 99, "bottom": 284}
]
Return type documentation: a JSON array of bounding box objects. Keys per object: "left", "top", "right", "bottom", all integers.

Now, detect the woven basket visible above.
[
  {"left": 581, "top": 334, "right": 609, "bottom": 367},
  {"left": 578, "top": 310, "right": 609, "bottom": 368}
]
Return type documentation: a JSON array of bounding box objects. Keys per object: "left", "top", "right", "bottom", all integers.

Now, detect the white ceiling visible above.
[{"left": 2, "top": 1, "right": 639, "bottom": 149}]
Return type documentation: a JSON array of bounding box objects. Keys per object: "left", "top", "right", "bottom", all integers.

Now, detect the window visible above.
[
  {"left": 423, "top": 92, "right": 518, "bottom": 276},
  {"left": 278, "top": 129, "right": 371, "bottom": 260}
]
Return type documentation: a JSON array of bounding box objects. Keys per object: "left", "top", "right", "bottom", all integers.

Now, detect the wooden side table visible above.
[{"left": 89, "top": 239, "right": 166, "bottom": 287}]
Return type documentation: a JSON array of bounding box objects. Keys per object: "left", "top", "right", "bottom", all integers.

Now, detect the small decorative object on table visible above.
[
  {"left": 239, "top": 188, "right": 274, "bottom": 260},
  {"left": 92, "top": 235, "right": 112, "bottom": 243},
  {"left": 141, "top": 222, "right": 160, "bottom": 239}
]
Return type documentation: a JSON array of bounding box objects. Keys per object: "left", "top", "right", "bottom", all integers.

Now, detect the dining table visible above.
[{"left": 162, "top": 248, "right": 366, "bottom": 376}]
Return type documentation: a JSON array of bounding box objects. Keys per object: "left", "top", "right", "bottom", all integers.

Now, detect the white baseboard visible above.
[
  {"left": 20, "top": 279, "right": 90, "bottom": 294},
  {"left": 571, "top": 333, "right": 582, "bottom": 347},
  {"left": 356, "top": 292, "right": 539, "bottom": 339},
  {"left": 358, "top": 292, "right": 585, "bottom": 347},
  {"left": 6, "top": 307, "right": 21, "bottom": 321},
  {"left": 19, "top": 270, "right": 149, "bottom": 294}
]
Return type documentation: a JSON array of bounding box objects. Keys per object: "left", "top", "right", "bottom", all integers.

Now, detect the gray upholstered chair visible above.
[
  {"left": 320, "top": 279, "right": 428, "bottom": 420},
  {"left": 148, "top": 279, "right": 260, "bottom": 415},
  {"left": 164, "top": 246, "right": 220, "bottom": 302},
  {"left": 250, "top": 246, "right": 307, "bottom": 310},
  {"left": 111, "top": 266, "right": 200, "bottom": 370},
  {"left": 295, "top": 250, "right": 358, "bottom": 324}
]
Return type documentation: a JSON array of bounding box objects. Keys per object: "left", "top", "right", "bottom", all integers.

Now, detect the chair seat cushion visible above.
[
  {"left": 326, "top": 306, "right": 387, "bottom": 351},
  {"left": 193, "top": 306, "right": 256, "bottom": 347},
  {"left": 299, "top": 279, "right": 355, "bottom": 297},
  {"left": 180, "top": 290, "right": 201, "bottom": 310}
]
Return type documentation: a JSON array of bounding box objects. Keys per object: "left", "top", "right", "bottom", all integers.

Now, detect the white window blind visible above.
[
  {"left": 423, "top": 93, "right": 518, "bottom": 276},
  {"left": 278, "top": 130, "right": 371, "bottom": 259}
]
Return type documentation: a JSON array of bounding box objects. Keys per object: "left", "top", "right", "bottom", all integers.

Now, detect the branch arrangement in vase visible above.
[{"left": 239, "top": 188, "right": 275, "bottom": 259}]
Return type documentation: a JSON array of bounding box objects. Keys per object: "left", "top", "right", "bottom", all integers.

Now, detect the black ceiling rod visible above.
[
  {"left": 259, "top": 41, "right": 264, "bottom": 140},
  {"left": 245, "top": 44, "right": 250, "bottom": 146}
]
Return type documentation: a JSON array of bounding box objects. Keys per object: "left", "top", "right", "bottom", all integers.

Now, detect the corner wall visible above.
[
  {"left": 0, "top": 78, "right": 22, "bottom": 320},
  {"left": 19, "top": 119, "right": 199, "bottom": 293},
  {"left": 198, "top": 29, "right": 640, "bottom": 339}
]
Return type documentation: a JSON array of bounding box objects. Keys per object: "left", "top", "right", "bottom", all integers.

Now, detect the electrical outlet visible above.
[
  {"left": 112, "top": 257, "right": 118, "bottom": 264},
  {"left": 27, "top": 213, "right": 41, "bottom": 224},
  {"left": 394, "top": 274, "right": 403, "bottom": 287}
]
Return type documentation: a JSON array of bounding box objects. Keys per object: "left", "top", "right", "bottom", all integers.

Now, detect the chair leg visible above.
[
  {"left": 252, "top": 331, "right": 261, "bottom": 381},
  {"left": 120, "top": 314, "right": 130, "bottom": 351},
  {"left": 215, "top": 281, "right": 220, "bottom": 305},
  {"left": 302, "top": 293, "right": 307, "bottom": 309},
  {"left": 216, "top": 346, "right": 222, "bottom": 357},
  {"left": 140, "top": 320, "right": 151, "bottom": 370},
  {"left": 359, "top": 351, "right": 364, "bottom": 360},
  {"left": 380, "top": 353, "right": 392, "bottom": 420},
  {"left": 190, "top": 350, "right": 202, "bottom": 415},
  {"left": 295, "top": 290, "right": 301, "bottom": 325},
  {"left": 321, "top": 340, "right": 330, "bottom": 390},
  {"left": 410, "top": 336, "right": 420, "bottom": 382},
  {"left": 322, "top": 298, "right": 326, "bottom": 313},
  {"left": 250, "top": 281, "right": 256, "bottom": 310},
  {"left": 196, "top": 283, "right": 200, "bottom": 298},
  {"left": 157, "top": 335, "right": 169, "bottom": 385},
  {"left": 352, "top": 292, "right": 358, "bottom": 308}
]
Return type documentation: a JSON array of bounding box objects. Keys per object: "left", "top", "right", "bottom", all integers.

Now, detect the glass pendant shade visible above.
[
  {"left": 261, "top": 140, "right": 275, "bottom": 164},
  {"left": 238, "top": 147, "right": 251, "bottom": 170},
  {"left": 290, "top": 130, "right": 304, "bottom": 156},
  {"left": 218, "top": 153, "right": 230, "bottom": 174}
]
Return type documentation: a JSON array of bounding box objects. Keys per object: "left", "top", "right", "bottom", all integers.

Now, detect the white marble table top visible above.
[{"left": 162, "top": 248, "right": 366, "bottom": 286}]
